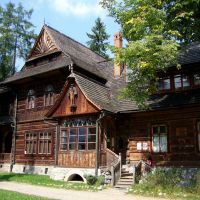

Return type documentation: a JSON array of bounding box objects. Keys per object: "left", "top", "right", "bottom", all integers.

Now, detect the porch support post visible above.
[
  {"left": 95, "top": 120, "right": 99, "bottom": 176},
  {"left": 95, "top": 111, "right": 106, "bottom": 176}
]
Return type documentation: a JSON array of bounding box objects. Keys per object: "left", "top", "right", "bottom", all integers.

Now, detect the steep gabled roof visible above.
[{"left": 3, "top": 56, "right": 72, "bottom": 84}]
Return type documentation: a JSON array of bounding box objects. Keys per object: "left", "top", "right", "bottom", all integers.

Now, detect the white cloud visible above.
[{"left": 49, "top": 0, "right": 106, "bottom": 18}]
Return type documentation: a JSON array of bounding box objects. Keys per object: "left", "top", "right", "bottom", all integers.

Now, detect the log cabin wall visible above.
[
  {"left": 15, "top": 78, "right": 66, "bottom": 166},
  {"left": 117, "top": 105, "right": 200, "bottom": 167}
]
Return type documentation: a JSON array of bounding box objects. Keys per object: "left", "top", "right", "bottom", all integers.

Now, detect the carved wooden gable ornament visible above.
[
  {"left": 28, "top": 27, "right": 59, "bottom": 59},
  {"left": 46, "top": 79, "right": 99, "bottom": 118}
]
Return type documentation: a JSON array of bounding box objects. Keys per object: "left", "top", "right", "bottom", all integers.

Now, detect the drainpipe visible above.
[
  {"left": 95, "top": 111, "right": 106, "bottom": 176},
  {"left": 10, "top": 92, "right": 18, "bottom": 172}
]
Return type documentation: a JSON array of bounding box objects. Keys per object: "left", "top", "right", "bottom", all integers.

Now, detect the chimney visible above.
[{"left": 113, "top": 32, "right": 123, "bottom": 77}]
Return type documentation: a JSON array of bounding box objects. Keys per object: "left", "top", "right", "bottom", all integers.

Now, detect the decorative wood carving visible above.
[
  {"left": 29, "top": 29, "right": 58, "bottom": 58},
  {"left": 68, "top": 83, "right": 78, "bottom": 112}
]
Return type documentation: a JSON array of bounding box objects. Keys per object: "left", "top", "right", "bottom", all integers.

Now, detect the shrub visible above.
[
  {"left": 84, "top": 175, "right": 97, "bottom": 185},
  {"left": 96, "top": 175, "right": 105, "bottom": 186}
]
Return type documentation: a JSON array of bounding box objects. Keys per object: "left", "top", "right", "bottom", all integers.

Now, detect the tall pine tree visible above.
[
  {"left": 0, "top": 2, "right": 36, "bottom": 80},
  {"left": 86, "top": 17, "right": 110, "bottom": 58}
]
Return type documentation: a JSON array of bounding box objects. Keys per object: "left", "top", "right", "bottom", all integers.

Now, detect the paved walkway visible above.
[{"left": 0, "top": 181, "right": 166, "bottom": 200}]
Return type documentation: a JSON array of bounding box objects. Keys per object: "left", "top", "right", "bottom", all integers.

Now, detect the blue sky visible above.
[{"left": 1, "top": 0, "right": 120, "bottom": 70}]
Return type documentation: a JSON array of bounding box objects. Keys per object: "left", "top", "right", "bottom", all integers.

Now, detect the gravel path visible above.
[{"left": 0, "top": 181, "right": 166, "bottom": 200}]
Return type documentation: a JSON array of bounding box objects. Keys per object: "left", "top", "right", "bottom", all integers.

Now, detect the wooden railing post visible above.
[
  {"left": 119, "top": 153, "right": 122, "bottom": 177},
  {"left": 132, "top": 165, "right": 136, "bottom": 184}
]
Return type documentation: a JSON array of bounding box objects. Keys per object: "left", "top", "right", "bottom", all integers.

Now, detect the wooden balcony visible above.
[{"left": 0, "top": 153, "right": 11, "bottom": 163}]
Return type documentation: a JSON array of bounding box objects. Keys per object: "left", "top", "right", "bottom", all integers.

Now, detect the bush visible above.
[
  {"left": 84, "top": 175, "right": 97, "bottom": 185},
  {"left": 96, "top": 175, "right": 105, "bottom": 186}
]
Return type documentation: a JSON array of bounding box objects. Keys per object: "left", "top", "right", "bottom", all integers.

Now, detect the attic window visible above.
[
  {"left": 27, "top": 89, "right": 35, "bottom": 109},
  {"left": 44, "top": 84, "right": 54, "bottom": 106}
]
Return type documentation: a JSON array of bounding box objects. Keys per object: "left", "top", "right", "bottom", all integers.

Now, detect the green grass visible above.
[
  {"left": 0, "top": 189, "right": 53, "bottom": 200},
  {"left": 128, "top": 168, "right": 200, "bottom": 200},
  {"left": 0, "top": 172, "right": 105, "bottom": 191}
]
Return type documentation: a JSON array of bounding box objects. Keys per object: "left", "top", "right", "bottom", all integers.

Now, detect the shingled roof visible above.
[{"left": 2, "top": 25, "right": 200, "bottom": 113}]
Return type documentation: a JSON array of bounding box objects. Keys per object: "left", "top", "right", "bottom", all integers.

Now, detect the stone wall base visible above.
[
  {"left": 9, "top": 164, "right": 99, "bottom": 183},
  {"left": 0, "top": 164, "right": 11, "bottom": 172}
]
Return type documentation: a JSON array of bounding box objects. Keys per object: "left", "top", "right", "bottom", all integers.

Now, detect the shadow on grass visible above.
[{"left": 0, "top": 173, "right": 26, "bottom": 182}]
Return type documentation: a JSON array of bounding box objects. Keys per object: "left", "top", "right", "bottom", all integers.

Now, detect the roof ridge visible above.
[{"left": 45, "top": 25, "right": 107, "bottom": 61}]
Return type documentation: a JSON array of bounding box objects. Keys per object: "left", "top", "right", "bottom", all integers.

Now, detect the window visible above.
[
  {"left": 60, "top": 130, "right": 68, "bottom": 150},
  {"left": 194, "top": 74, "right": 200, "bottom": 86},
  {"left": 60, "top": 127, "right": 96, "bottom": 151},
  {"left": 174, "top": 74, "right": 190, "bottom": 90},
  {"left": 44, "top": 85, "right": 54, "bottom": 106},
  {"left": 152, "top": 125, "right": 168, "bottom": 153},
  {"left": 88, "top": 127, "right": 96, "bottom": 150},
  {"left": 197, "top": 122, "right": 200, "bottom": 152},
  {"left": 27, "top": 89, "right": 35, "bottom": 109},
  {"left": 25, "top": 133, "right": 37, "bottom": 154},
  {"left": 157, "top": 77, "right": 170, "bottom": 90},
  {"left": 38, "top": 132, "right": 52, "bottom": 154}
]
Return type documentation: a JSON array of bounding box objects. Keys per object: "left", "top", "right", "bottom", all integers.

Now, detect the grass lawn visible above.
[
  {"left": 0, "top": 189, "right": 53, "bottom": 200},
  {"left": 0, "top": 172, "right": 104, "bottom": 191}
]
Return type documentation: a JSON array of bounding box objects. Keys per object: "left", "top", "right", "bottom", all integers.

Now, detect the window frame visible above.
[
  {"left": 174, "top": 74, "right": 190, "bottom": 90},
  {"left": 193, "top": 73, "right": 200, "bottom": 87},
  {"left": 25, "top": 132, "right": 37, "bottom": 154},
  {"left": 157, "top": 76, "right": 171, "bottom": 91},
  {"left": 27, "top": 89, "right": 35, "bottom": 109},
  {"left": 44, "top": 85, "right": 54, "bottom": 106},
  {"left": 152, "top": 124, "right": 168, "bottom": 153},
  {"left": 38, "top": 132, "right": 52, "bottom": 154},
  {"left": 60, "top": 126, "right": 96, "bottom": 151},
  {"left": 197, "top": 122, "right": 200, "bottom": 152}
]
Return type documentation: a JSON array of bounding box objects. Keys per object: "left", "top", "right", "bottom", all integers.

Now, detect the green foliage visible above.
[
  {"left": 128, "top": 168, "right": 200, "bottom": 200},
  {"left": 86, "top": 17, "right": 110, "bottom": 58},
  {"left": 0, "top": 2, "right": 36, "bottom": 80},
  {"left": 84, "top": 174, "right": 98, "bottom": 185},
  {"left": 84, "top": 174, "right": 105, "bottom": 186},
  {"left": 96, "top": 175, "right": 105, "bottom": 186},
  {"left": 0, "top": 189, "right": 52, "bottom": 200},
  {"left": 100, "top": 0, "right": 200, "bottom": 109}
]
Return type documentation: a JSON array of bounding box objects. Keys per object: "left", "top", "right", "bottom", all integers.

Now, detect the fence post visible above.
[{"left": 132, "top": 165, "right": 136, "bottom": 184}]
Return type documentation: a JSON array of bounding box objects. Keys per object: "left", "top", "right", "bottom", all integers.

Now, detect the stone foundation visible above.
[
  {"left": 9, "top": 164, "right": 98, "bottom": 182},
  {"left": 0, "top": 164, "right": 12, "bottom": 172}
]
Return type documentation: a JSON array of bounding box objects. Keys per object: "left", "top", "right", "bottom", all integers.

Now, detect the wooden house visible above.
[{"left": 0, "top": 25, "right": 200, "bottom": 183}]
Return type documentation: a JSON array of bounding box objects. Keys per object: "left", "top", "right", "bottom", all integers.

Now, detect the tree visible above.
[
  {"left": 0, "top": 2, "right": 36, "bottom": 80},
  {"left": 100, "top": 0, "right": 200, "bottom": 108},
  {"left": 86, "top": 17, "right": 110, "bottom": 58}
]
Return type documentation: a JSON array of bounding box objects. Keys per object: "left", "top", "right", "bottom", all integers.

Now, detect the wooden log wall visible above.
[
  {"left": 58, "top": 151, "right": 96, "bottom": 167},
  {"left": 15, "top": 78, "right": 65, "bottom": 166},
  {"left": 15, "top": 120, "right": 56, "bottom": 165},
  {"left": 117, "top": 105, "right": 200, "bottom": 167}
]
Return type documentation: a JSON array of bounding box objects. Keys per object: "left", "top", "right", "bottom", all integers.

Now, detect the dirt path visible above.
[{"left": 0, "top": 181, "right": 166, "bottom": 200}]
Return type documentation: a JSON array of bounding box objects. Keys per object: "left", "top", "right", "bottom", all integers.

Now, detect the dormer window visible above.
[
  {"left": 44, "top": 84, "right": 54, "bottom": 106},
  {"left": 27, "top": 89, "right": 35, "bottom": 109},
  {"left": 174, "top": 74, "right": 190, "bottom": 90},
  {"left": 194, "top": 73, "right": 200, "bottom": 86},
  {"left": 157, "top": 77, "right": 170, "bottom": 91}
]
